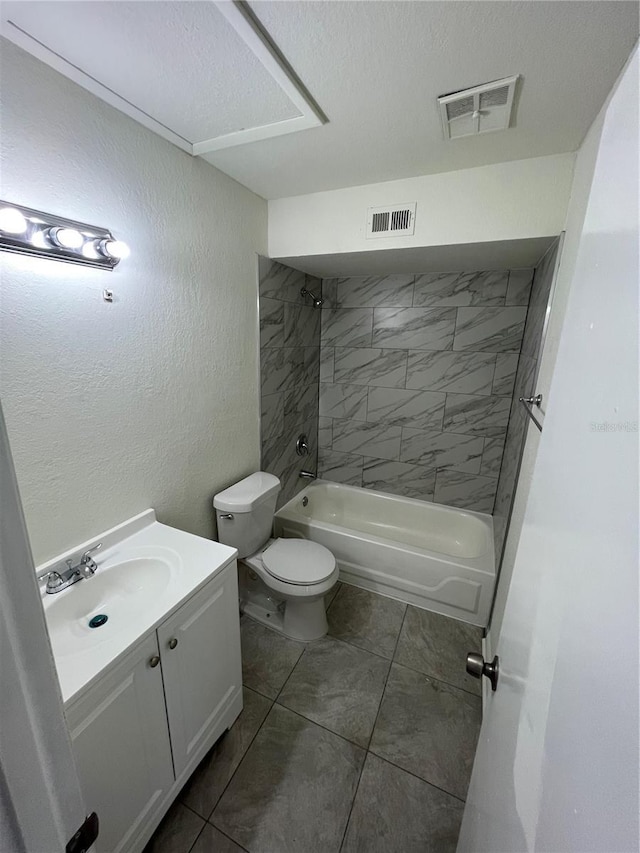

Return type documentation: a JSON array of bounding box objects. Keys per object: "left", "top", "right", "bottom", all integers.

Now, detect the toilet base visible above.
[{"left": 239, "top": 563, "right": 332, "bottom": 642}]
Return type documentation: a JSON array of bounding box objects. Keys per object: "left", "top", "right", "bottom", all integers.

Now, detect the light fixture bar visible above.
[{"left": 0, "top": 201, "right": 128, "bottom": 270}]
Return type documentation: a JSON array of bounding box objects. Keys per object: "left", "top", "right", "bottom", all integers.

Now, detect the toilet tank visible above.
[{"left": 213, "top": 472, "right": 281, "bottom": 558}]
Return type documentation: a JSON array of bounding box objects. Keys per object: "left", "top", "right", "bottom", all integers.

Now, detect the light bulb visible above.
[
  {"left": 100, "top": 239, "right": 130, "bottom": 260},
  {"left": 49, "top": 226, "right": 84, "bottom": 250},
  {"left": 0, "top": 207, "right": 28, "bottom": 234}
]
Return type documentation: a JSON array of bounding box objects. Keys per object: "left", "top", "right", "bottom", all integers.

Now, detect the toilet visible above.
[{"left": 214, "top": 472, "right": 338, "bottom": 641}]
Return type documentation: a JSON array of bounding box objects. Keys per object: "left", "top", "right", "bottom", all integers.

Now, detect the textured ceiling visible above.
[{"left": 203, "top": 0, "right": 638, "bottom": 198}]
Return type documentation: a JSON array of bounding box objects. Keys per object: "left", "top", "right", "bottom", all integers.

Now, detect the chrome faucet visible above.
[
  {"left": 299, "top": 470, "right": 316, "bottom": 480},
  {"left": 45, "top": 543, "right": 102, "bottom": 594}
]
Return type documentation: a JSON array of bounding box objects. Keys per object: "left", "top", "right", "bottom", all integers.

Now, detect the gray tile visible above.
[
  {"left": 366, "top": 387, "right": 445, "bottom": 431},
  {"left": 328, "top": 584, "right": 406, "bottom": 659},
  {"left": 394, "top": 607, "right": 483, "bottom": 696},
  {"left": 332, "top": 419, "right": 402, "bottom": 460},
  {"left": 336, "top": 274, "right": 415, "bottom": 308},
  {"left": 259, "top": 260, "right": 305, "bottom": 302},
  {"left": 144, "top": 802, "right": 204, "bottom": 853},
  {"left": 211, "top": 704, "right": 365, "bottom": 853},
  {"left": 322, "top": 308, "right": 373, "bottom": 348},
  {"left": 520, "top": 243, "right": 558, "bottom": 358},
  {"left": 240, "top": 617, "right": 305, "bottom": 699},
  {"left": 362, "top": 458, "right": 436, "bottom": 500},
  {"left": 180, "top": 688, "right": 272, "bottom": 819},
  {"left": 492, "top": 353, "right": 519, "bottom": 396},
  {"left": 480, "top": 435, "right": 506, "bottom": 477},
  {"left": 320, "top": 346, "right": 334, "bottom": 382},
  {"left": 319, "top": 382, "right": 368, "bottom": 420},
  {"left": 321, "top": 278, "right": 338, "bottom": 309},
  {"left": 260, "top": 347, "right": 304, "bottom": 397},
  {"left": 406, "top": 351, "right": 496, "bottom": 395},
  {"left": 372, "top": 307, "right": 456, "bottom": 351},
  {"left": 318, "top": 416, "right": 333, "bottom": 448},
  {"left": 413, "top": 271, "right": 508, "bottom": 307},
  {"left": 191, "top": 825, "right": 245, "bottom": 853},
  {"left": 262, "top": 431, "right": 299, "bottom": 476},
  {"left": 334, "top": 347, "right": 408, "bottom": 388},
  {"left": 453, "top": 307, "right": 528, "bottom": 353},
  {"left": 318, "top": 447, "right": 363, "bottom": 486},
  {"left": 260, "top": 393, "right": 283, "bottom": 443},
  {"left": 342, "top": 753, "right": 464, "bottom": 853},
  {"left": 283, "top": 302, "right": 321, "bottom": 348},
  {"left": 259, "top": 298, "right": 284, "bottom": 349},
  {"left": 283, "top": 384, "right": 317, "bottom": 431},
  {"left": 324, "top": 581, "right": 342, "bottom": 610},
  {"left": 505, "top": 269, "right": 534, "bottom": 306},
  {"left": 434, "top": 470, "right": 498, "bottom": 513},
  {"left": 443, "top": 394, "right": 510, "bottom": 437},
  {"left": 278, "top": 636, "right": 390, "bottom": 747},
  {"left": 369, "top": 663, "right": 481, "bottom": 800},
  {"left": 400, "top": 429, "right": 484, "bottom": 474}
]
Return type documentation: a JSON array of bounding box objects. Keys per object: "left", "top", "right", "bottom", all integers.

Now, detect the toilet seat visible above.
[{"left": 262, "top": 538, "right": 335, "bottom": 586}]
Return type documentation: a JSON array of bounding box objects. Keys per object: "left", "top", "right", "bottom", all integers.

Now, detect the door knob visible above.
[
  {"left": 466, "top": 652, "right": 499, "bottom": 691},
  {"left": 168, "top": 638, "right": 178, "bottom": 650},
  {"left": 149, "top": 655, "right": 160, "bottom": 668}
]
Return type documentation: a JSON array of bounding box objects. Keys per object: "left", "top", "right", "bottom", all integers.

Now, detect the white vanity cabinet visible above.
[{"left": 65, "top": 560, "right": 242, "bottom": 853}]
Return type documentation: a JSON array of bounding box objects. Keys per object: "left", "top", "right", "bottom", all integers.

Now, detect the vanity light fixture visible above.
[{"left": 0, "top": 201, "right": 129, "bottom": 270}]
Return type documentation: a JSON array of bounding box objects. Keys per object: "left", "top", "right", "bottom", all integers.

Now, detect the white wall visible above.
[
  {"left": 268, "top": 154, "right": 575, "bottom": 260},
  {"left": 486, "top": 62, "right": 613, "bottom": 651},
  {"left": 0, "top": 41, "right": 267, "bottom": 564}
]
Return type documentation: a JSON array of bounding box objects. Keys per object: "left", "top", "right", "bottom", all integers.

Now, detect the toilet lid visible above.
[{"left": 262, "top": 539, "right": 335, "bottom": 586}]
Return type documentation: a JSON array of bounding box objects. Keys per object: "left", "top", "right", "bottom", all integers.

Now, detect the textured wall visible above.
[
  {"left": 317, "top": 271, "right": 534, "bottom": 513},
  {"left": 492, "top": 240, "right": 561, "bottom": 564},
  {"left": 258, "top": 259, "right": 321, "bottom": 507},
  {"left": 0, "top": 42, "right": 267, "bottom": 564}
]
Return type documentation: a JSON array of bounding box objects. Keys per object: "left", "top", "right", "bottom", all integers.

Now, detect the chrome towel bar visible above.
[{"left": 519, "top": 394, "right": 543, "bottom": 432}]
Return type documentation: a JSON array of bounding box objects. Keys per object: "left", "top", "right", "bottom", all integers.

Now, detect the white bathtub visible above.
[{"left": 274, "top": 480, "right": 495, "bottom": 627}]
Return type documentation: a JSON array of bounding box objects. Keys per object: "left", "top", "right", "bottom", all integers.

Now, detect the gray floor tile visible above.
[
  {"left": 211, "top": 704, "right": 365, "bottom": 853},
  {"left": 370, "top": 663, "right": 481, "bottom": 800},
  {"left": 278, "top": 636, "right": 390, "bottom": 747},
  {"left": 180, "top": 687, "right": 272, "bottom": 818},
  {"left": 192, "top": 824, "right": 247, "bottom": 853},
  {"left": 324, "top": 580, "right": 342, "bottom": 609},
  {"left": 394, "top": 607, "right": 483, "bottom": 695},
  {"left": 144, "top": 802, "right": 204, "bottom": 853},
  {"left": 327, "top": 584, "right": 406, "bottom": 659},
  {"left": 240, "top": 617, "right": 305, "bottom": 699},
  {"left": 342, "top": 753, "right": 464, "bottom": 853}
]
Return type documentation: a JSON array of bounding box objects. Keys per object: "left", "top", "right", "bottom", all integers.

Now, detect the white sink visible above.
[
  {"left": 37, "top": 509, "right": 238, "bottom": 704},
  {"left": 44, "top": 549, "right": 178, "bottom": 658}
]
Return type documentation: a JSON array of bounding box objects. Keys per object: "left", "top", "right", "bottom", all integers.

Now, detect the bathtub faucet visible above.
[{"left": 299, "top": 470, "right": 316, "bottom": 480}]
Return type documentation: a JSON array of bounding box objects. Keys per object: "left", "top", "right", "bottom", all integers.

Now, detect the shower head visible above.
[{"left": 300, "top": 287, "right": 324, "bottom": 309}]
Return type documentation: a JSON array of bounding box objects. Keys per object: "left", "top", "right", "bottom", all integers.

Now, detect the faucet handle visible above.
[
  {"left": 46, "top": 571, "right": 64, "bottom": 592},
  {"left": 81, "top": 542, "right": 102, "bottom": 564}
]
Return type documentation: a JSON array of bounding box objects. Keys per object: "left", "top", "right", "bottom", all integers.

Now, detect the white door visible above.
[
  {"left": 66, "top": 634, "right": 175, "bottom": 853},
  {"left": 458, "top": 48, "right": 638, "bottom": 853},
  {"left": 0, "top": 405, "right": 90, "bottom": 853},
  {"left": 158, "top": 563, "right": 242, "bottom": 779}
]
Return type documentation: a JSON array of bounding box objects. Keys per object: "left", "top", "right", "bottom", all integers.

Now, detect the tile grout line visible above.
[
  {"left": 365, "top": 750, "right": 468, "bottom": 806},
  {"left": 364, "top": 604, "right": 408, "bottom": 752}
]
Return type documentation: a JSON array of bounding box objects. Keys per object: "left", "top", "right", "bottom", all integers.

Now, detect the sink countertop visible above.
[{"left": 36, "top": 509, "right": 237, "bottom": 706}]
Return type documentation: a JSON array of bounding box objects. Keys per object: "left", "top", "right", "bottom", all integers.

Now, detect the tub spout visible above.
[{"left": 299, "top": 470, "right": 316, "bottom": 480}]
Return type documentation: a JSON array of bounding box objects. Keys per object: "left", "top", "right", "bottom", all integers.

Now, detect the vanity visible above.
[{"left": 37, "top": 510, "right": 242, "bottom": 853}]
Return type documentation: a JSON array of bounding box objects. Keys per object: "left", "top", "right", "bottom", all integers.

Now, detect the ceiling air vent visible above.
[
  {"left": 438, "top": 75, "right": 519, "bottom": 140},
  {"left": 366, "top": 203, "right": 416, "bottom": 239}
]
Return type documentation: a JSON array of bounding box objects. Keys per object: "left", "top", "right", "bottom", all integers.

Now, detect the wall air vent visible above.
[
  {"left": 438, "top": 75, "right": 519, "bottom": 140},
  {"left": 366, "top": 203, "right": 416, "bottom": 239}
]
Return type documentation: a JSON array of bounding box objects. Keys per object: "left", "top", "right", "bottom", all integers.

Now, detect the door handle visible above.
[{"left": 466, "top": 652, "right": 499, "bottom": 691}]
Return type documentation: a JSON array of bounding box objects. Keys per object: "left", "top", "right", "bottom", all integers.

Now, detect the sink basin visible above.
[{"left": 44, "top": 548, "right": 179, "bottom": 658}]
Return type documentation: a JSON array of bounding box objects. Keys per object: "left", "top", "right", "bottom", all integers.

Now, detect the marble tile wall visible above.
[
  {"left": 317, "top": 270, "right": 534, "bottom": 513},
  {"left": 492, "top": 240, "right": 561, "bottom": 561},
  {"left": 259, "top": 258, "right": 322, "bottom": 508}
]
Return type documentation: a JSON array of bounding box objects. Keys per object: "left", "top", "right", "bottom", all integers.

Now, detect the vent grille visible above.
[
  {"left": 366, "top": 203, "right": 416, "bottom": 239},
  {"left": 438, "top": 75, "right": 519, "bottom": 140}
]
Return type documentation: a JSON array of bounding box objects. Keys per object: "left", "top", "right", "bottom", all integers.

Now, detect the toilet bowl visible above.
[{"left": 213, "top": 472, "right": 338, "bottom": 641}]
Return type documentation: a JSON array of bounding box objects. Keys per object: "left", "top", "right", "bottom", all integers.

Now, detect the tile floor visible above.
[{"left": 145, "top": 583, "right": 483, "bottom": 853}]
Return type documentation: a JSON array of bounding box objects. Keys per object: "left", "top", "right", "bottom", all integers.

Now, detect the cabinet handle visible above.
[
  {"left": 149, "top": 655, "right": 160, "bottom": 668},
  {"left": 168, "top": 638, "right": 178, "bottom": 650}
]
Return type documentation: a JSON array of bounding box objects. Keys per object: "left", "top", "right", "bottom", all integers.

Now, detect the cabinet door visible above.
[
  {"left": 66, "top": 634, "right": 174, "bottom": 853},
  {"left": 158, "top": 562, "right": 242, "bottom": 779}
]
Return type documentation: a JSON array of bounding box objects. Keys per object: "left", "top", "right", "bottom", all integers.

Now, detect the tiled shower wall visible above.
[
  {"left": 259, "top": 258, "right": 322, "bottom": 508},
  {"left": 317, "top": 270, "right": 534, "bottom": 513},
  {"left": 492, "top": 240, "right": 560, "bottom": 559}
]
